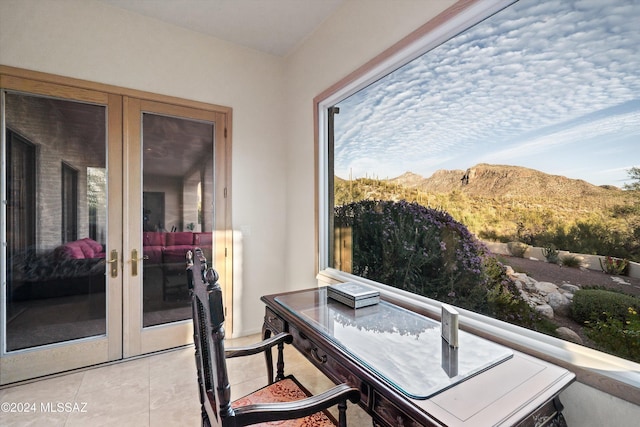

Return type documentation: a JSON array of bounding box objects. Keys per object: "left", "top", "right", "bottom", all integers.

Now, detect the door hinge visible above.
[
  {"left": 224, "top": 128, "right": 227, "bottom": 138},
  {"left": 225, "top": 247, "right": 228, "bottom": 257},
  {"left": 224, "top": 187, "right": 227, "bottom": 198}
]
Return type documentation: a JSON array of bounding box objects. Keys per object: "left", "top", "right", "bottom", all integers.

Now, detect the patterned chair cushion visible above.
[{"left": 232, "top": 377, "right": 337, "bottom": 426}]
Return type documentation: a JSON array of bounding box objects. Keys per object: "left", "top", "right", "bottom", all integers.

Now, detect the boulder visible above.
[
  {"left": 512, "top": 273, "right": 538, "bottom": 291},
  {"left": 534, "top": 281, "right": 559, "bottom": 295},
  {"left": 535, "top": 304, "right": 554, "bottom": 319},
  {"left": 504, "top": 264, "right": 584, "bottom": 321},
  {"left": 547, "top": 292, "right": 571, "bottom": 316},
  {"left": 560, "top": 283, "right": 580, "bottom": 293}
]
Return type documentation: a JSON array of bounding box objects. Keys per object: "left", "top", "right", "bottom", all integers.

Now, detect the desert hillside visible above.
[
  {"left": 388, "top": 164, "right": 621, "bottom": 199},
  {"left": 334, "top": 164, "right": 639, "bottom": 261}
]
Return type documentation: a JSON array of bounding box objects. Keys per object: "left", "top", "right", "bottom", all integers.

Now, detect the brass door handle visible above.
[
  {"left": 107, "top": 250, "right": 118, "bottom": 278},
  {"left": 130, "top": 249, "right": 148, "bottom": 276}
]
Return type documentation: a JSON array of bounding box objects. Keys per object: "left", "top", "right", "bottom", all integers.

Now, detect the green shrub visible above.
[
  {"left": 507, "top": 241, "right": 528, "bottom": 258},
  {"left": 560, "top": 254, "right": 582, "bottom": 268},
  {"left": 599, "top": 256, "right": 629, "bottom": 275},
  {"left": 571, "top": 289, "right": 640, "bottom": 324},
  {"left": 585, "top": 307, "right": 640, "bottom": 363},
  {"left": 541, "top": 244, "right": 560, "bottom": 264}
]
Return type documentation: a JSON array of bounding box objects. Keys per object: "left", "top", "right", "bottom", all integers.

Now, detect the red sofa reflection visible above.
[
  {"left": 143, "top": 231, "right": 213, "bottom": 300},
  {"left": 143, "top": 231, "right": 212, "bottom": 265}
]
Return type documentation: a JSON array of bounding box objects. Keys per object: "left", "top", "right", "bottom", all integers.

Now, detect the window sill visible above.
[{"left": 317, "top": 268, "right": 640, "bottom": 405}]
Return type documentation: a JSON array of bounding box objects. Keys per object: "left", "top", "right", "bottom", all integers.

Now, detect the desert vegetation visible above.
[
  {"left": 571, "top": 289, "right": 640, "bottom": 362},
  {"left": 333, "top": 165, "right": 640, "bottom": 361},
  {"left": 335, "top": 164, "right": 640, "bottom": 263}
]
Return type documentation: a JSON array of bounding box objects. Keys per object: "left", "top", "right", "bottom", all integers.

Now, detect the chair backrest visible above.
[{"left": 188, "top": 248, "right": 232, "bottom": 427}]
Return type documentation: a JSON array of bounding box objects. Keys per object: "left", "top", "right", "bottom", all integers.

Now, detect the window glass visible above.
[{"left": 327, "top": 0, "right": 640, "bottom": 362}]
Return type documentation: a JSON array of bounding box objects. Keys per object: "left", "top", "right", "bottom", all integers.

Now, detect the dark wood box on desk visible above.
[{"left": 262, "top": 288, "right": 575, "bottom": 427}]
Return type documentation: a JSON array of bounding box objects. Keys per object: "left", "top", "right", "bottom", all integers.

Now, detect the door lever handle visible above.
[
  {"left": 130, "top": 249, "right": 148, "bottom": 277},
  {"left": 107, "top": 250, "right": 118, "bottom": 278}
]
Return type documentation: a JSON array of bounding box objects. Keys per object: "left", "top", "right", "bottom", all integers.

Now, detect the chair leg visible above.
[
  {"left": 276, "top": 340, "right": 286, "bottom": 381},
  {"left": 202, "top": 412, "right": 211, "bottom": 427},
  {"left": 338, "top": 400, "right": 347, "bottom": 427},
  {"left": 194, "top": 347, "right": 210, "bottom": 427}
]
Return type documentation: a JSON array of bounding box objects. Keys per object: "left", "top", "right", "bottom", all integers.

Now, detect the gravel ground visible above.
[{"left": 499, "top": 255, "right": 640, "bottom": 297}]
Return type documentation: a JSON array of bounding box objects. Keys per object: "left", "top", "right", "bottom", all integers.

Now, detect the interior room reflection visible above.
[
  {"left": 140, "top": 113, "right": 215, "bottom": 327},
  {"left": 4, "top": 93, "right": 216, "bottom": 350},
  {"left": 5, "top": 93, "right": 107, "bottom": 350}
]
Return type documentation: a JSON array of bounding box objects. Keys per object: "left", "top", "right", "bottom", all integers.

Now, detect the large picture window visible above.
[{"left": 320, "top": 0, "right": 640, "bottom": 364}]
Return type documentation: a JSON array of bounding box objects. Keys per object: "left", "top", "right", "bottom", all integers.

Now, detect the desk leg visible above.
[{"left": 262, "top": 323, "right": 275, "bottom": 384}]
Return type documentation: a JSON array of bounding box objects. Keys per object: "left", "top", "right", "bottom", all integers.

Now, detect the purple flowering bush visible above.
[
  {"left": 335, "top": 200, "right": 538, "bottom": 324},
  {"left": 335, "top": 200, "right": 489, "bottom": 311}
]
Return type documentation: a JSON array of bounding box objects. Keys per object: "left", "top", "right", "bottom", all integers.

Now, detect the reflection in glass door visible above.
[
  {"left": 4, "top": 94, "right": 107, "bottom": 350},
  {"left": 141, "top": 113, "right": 214, "bottom": 327},
  {"left": 1, "top": 86, "right": 122, "bottom": 384}
]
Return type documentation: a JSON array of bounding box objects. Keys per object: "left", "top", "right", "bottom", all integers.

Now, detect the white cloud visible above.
[
  {"left": 334, "top": 0, "right": 640, "bottom": 185},
  {"left": 476, "top": 110, "right": 640, "bottom": 164}
]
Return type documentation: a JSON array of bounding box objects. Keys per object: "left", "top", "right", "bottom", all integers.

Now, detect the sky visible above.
[{"left": 333, "top": 0, "right": 640, "bottom": 188}]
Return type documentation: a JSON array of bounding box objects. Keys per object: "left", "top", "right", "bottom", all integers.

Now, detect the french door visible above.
[
  {"left": 0, "top": 70, "right": 231, "bottom": 384},
  {"left": 122, "top": 98, "right": 230, "bottom": 356}
]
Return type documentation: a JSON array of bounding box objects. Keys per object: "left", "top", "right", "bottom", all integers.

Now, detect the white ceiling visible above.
[{"left": 98, "top": 0, "right": 345, "bottom": 56}]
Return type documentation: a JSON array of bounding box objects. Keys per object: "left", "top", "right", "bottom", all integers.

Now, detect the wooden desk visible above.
[{"left": 262, "top": 288, "right": 575, "bottom": 427}]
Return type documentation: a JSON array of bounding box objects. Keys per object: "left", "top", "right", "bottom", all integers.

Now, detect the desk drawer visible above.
[
  {"left": 264, "top": 307, "right": 285, "bottom": 333},
  {"left": 372, "top": 390, "right": 428, "bottom": 427},
  {"left": 289, "top": 325, "right": 369, "bottom": 407},
  {"left": 514, "top": 396, "right": 565, "bottom": 427}
]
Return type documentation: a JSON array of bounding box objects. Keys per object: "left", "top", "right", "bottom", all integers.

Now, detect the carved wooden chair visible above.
[{"left": 187, "top": 249, "right": 360, "bottom": 427}]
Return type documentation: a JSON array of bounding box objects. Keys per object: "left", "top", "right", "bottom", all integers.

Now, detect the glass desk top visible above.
[{"left": 275, "top": 288, "right": 513, "bottom": 399}]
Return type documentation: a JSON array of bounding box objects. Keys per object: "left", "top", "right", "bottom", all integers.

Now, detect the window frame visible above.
[{"left": 314, "top": 0, "right": 640, "bottom": 405}]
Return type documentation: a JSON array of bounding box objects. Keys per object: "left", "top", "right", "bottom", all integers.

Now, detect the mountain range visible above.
[{"left": 386, "top": 163, "right": 622, "bottom": 199}]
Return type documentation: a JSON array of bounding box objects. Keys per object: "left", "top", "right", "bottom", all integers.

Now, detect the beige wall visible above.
[{"left": 283, "top": 0, "right": 457, "bottom": 290}]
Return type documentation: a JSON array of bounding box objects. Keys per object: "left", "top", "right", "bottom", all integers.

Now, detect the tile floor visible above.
[{"left": 0, "top": 334, "right": 371, "bottom": 426}]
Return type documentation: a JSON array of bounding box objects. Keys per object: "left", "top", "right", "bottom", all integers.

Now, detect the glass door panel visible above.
[
  {"left": 141, "top": 112, "right": 214, "bottom": 327},
  {"left": 4, "top": 93, "right": 107, "bottom": 350},
  {"left": 1, "top": 85, "right": 123, "bottom": 384}
]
